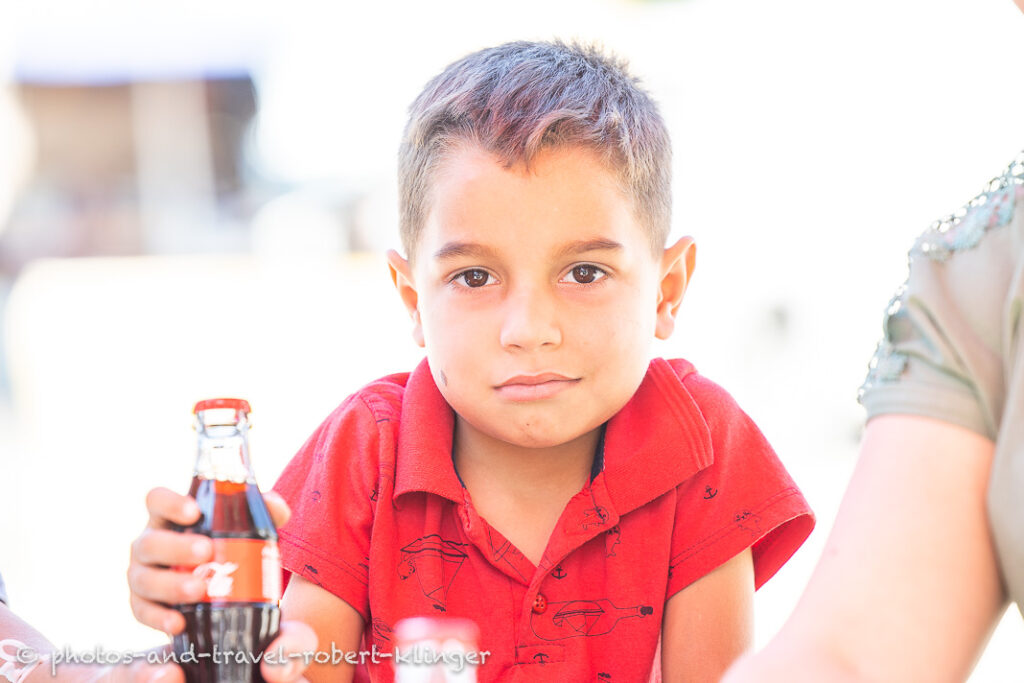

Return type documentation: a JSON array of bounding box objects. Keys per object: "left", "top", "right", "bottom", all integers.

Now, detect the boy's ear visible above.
[
  {"left": 386, "top": 249, "right": 425, "bottom": 348},
  {"left": 655, "top": 236, "right": 696, "bottom": 340}
]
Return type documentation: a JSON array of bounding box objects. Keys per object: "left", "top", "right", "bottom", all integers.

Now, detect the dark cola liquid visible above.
[
  {"left": 175, "top": 604, "right": 280, "bottom": 683},
  {"left": 174, "top": 477, "right": 281, "bottom": 683}
]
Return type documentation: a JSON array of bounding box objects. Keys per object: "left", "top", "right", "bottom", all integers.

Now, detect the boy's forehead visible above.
[{"left": 419, "top": 144, "right": 641, "bottom": 244}]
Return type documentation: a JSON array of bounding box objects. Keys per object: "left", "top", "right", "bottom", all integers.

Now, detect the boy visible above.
[{"left": 128, "top": 41, "right": 814, "bottom": 682}]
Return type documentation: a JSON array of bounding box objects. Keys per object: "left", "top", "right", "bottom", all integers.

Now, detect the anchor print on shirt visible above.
[
  {"left": 580, "top": 506, "right": 610, "bottom": 531},
  {"left": 531, "top": 598, "right": 653, "bottom": 641},
  {"left": 398, "top": 534, "right": 469, "bottom": 612}
]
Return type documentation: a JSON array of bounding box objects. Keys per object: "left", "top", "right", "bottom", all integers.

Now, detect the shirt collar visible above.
[
  {"left": 393, "top": 357, "right": 714, "bottom": 508},
  {"left": 600, "top": 357, "right": 714, "bottom": 514},
  {"left": 394, "top": 358, "right": 463, "bottom": 502}
]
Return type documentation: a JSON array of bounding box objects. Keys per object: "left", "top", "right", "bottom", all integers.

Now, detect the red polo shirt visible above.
[{"left": 274, "top": 358, "right": 814, "bottom": 682}]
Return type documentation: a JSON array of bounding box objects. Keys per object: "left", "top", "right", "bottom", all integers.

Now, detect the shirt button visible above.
[{"left": 532, "top": 594, "right": 547, "bottom": 614}]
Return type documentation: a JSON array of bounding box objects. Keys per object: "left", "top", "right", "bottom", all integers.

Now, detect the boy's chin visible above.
[{"left": 488, "top": 419, "right": 604, "bottom": 451}]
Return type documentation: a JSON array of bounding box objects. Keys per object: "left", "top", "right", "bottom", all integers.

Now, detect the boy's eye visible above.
[
  {"left": 456, "top": 269, "right": 493, "bottom": 288},
  {"left": 563, "top": 264, "right": 607, "bottom": 284}
]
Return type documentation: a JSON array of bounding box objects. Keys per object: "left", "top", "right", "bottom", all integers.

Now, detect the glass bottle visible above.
[{"left": 173, "top": 398, "right": 281, "bottom": 683}]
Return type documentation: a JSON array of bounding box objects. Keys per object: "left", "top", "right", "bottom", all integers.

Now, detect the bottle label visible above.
[{"left": 193, "top": 539, "right": 282, "bottom": 603}]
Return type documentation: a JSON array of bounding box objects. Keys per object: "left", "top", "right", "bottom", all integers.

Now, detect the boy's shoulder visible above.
[
  {"left": 343, "top": 369, "right": 413, "bottom": 420},
  {"left": 639, "top": 357, "right": 748, "bottom": 427},
  {"left": 284, "top": 370, "right": 414, "bottom": 469},
  {"left": 310, "top": 366, "right": 421, "bottom": 433},
  {"left": 297, "top": 360, "right": 447, "bottom": 461},
  {"left": 602, "top": 358, "right": 755, "bottom": 490}
]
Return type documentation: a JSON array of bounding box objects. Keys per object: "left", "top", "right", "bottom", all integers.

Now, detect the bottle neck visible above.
[{"left": 194, "top": 413, "right": 255, "bottom": 484}]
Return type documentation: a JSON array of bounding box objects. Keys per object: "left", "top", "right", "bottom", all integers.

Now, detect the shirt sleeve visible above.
[
  {"left": 667, "top": 372, "right": 815, "bottom": 595},
  {"left": 272, "top": 393, "right": 384, "bottom": 620},
  {"left": 858, "top": 183, "right": 1021, "bottom": 441}
]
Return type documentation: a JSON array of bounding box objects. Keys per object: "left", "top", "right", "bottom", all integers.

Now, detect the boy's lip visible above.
[
  {"left": 497, "top": 372, "right": 576, "bottom": 387},
  {"left": 494, "top": 373, "right": 579, "bottom": 401}
]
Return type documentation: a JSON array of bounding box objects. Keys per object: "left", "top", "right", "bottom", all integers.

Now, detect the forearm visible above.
[
  {"left": 0, "top": 604, "right": 113, "bottom": 683},
  {"left": 726, "top": 415, "right": 1006, "bottom": 682}
]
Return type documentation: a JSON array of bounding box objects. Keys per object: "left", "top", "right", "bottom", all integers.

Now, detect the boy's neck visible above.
[
  {"left": 452, "top": 417, "right": 601, "bottom": 503},
  {"left": 451, "top": 417, "right": 603, "bottom": 565}
]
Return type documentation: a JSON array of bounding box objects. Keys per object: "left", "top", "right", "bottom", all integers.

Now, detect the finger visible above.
[
  {"left": 263, "top": 490, "right": 291, "bottom": 528},
  {"left": 132, "top": 529, "right": 213, "bottom": 567},
  {"left": 261, "top": 621, "right": 317, "bottom": 683},
  {"left": 129, "top": 592, "right": 188, "bottom": 634},
  {"left": 121, "top": 645, "right": 184, "bottom": 683},
  {"left": 145, "top": 487, "right": 201, "bottom": 529},
  {"left": 128, "top": 563, "right": 206, "bottom": 611}
]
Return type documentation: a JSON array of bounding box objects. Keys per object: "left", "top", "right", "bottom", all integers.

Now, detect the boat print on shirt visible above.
[{"left": 398, "top": 534, "right": 469, "bottom": 612}]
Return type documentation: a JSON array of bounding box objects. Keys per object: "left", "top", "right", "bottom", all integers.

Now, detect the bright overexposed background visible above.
[{"left": 2, "top": 0, "right": 1024, "bottom": 679}]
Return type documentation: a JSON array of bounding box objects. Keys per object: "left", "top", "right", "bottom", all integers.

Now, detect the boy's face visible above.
[{"left": 389, "top": 144, "right": 694, "bottom": 451}]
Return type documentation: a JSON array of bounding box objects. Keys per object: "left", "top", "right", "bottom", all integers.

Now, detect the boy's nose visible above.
[{"left": 499, "top": 286, "right": 562, "bottom": 351}]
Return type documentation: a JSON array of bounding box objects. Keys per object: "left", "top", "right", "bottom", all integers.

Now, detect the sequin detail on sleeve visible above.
[
  {"left": 858, "top": 285, "right": 910, "bottom": 401},
  {"left": 913, "top": 153, "right": 1024, "bottom": 262},
  {"left": 859, "top": 152, "right": 1024, "bottom": 401}
]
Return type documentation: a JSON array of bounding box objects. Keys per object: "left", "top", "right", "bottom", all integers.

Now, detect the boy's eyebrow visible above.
[
  {"left": 556, "top": 238, "right": 624, "bottom": 258},
  {"left": 433, "top": 241, "right": 496, "bottom": 261},
  {"left": 433, "top": 238, "right": 623, "bottom": 261}
]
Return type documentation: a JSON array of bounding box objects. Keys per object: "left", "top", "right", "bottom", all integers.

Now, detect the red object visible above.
[
  {"left": 531, "top": 594, "right": 547, "bottom": 614},
  {"left": 274, "top": 358, "right": 814, "bottom": 682},
  {"left": 394, "top": 616, "right": 480, "bottom": 644},
  {"left": 175, "top": 403, "right": 279, "bottom": 683},
  {"left": 393, "top": 617, "right": 481, "bottom": 682},
  {"left": 193, "top": 398, "right": 252, "bottom": 414}
]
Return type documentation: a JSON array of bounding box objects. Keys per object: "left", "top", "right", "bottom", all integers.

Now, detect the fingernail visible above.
[{"left": 183, "top": 500, "right": 200, "bottom": 518}]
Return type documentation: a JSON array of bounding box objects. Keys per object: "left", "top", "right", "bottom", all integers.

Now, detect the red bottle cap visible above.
[{"left": 193, "top": 398, "right": 252, "bottom": 415}]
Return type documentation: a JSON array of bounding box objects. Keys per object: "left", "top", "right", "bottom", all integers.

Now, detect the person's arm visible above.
[
  {"left": 661, "top": 548, "right": 753, "bottom": 682},
  {"left": 0, "top": 601, "right": 135, "bottom": 683},
  {"left": 724, "top": 414, "right": 1005, "bottom": 682},
  {"left": 278, "top": 576, "right": 364, "bottom": 683},
  {"left": 1, "top": 604, "right": 317, "bottom": 683}
]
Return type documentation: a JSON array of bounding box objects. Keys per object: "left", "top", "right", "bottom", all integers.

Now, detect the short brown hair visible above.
[{"left": 398, "top": 40, "right": 672, "bottom": 258}]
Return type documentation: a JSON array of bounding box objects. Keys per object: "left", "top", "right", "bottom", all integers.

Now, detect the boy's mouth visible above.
[{"left": 494, "top": 373, "right": 579, "bottom": 401}]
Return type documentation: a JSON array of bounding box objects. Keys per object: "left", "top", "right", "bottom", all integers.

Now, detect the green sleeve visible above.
[{"left": 859, "top": 178, "right": 1023, "bottom": 441}]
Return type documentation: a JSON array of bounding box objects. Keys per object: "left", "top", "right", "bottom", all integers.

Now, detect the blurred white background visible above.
[{"left": 1, "top": 0, "right": 1023, "bottom": 679}]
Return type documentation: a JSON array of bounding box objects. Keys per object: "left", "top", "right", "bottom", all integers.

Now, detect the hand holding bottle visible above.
[
  {"left": 126, "top": 399, "right": 314, "bottom": 683},
  {"left": 127, "top": 487, "right": 311, "bottom": 683}
]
